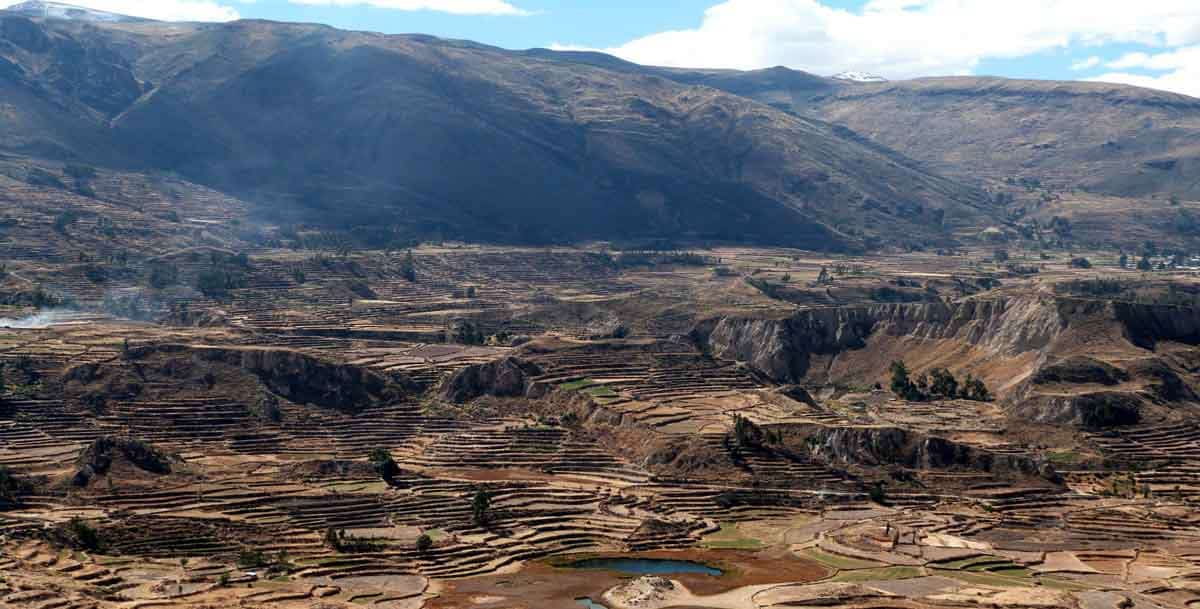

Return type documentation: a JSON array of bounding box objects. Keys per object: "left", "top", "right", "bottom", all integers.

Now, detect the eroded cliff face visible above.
[
  {"left": 1113, "top": 301, "right": 1200, "bottom": 348},
  {"left": 438, "top": 357, "right": 544, "bottom": 404},
  {"left": 694, "top": 296, "right": 1200, "bottom": 388},
  {"left": 800, "top": 425, "right": 1054, "bottom": 479},
  {"left": 63, "top": 344, "right": 408, "bottom": 414},
  {"left": 691, "top": 296, "right": 1200, "bottom": 432},
  {"left": 692, "top": 296, "right": 1067, "bottom": 384}
]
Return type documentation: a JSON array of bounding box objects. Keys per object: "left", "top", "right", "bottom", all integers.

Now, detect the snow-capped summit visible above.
[
  {"left": 2, "top": 1, "right": 149, "bottom": 23},
  {"left": 832, "top": 71, "right": 888, "bottom": 83}
]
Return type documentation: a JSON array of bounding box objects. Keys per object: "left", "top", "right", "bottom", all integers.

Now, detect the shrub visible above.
[
  {"left": 416, "top": 534, "right": 433, "bottom": 554},
  {"left": 238, "top": 550, "right": 269, "bottom": 568},
  {"left": 1070, "top": 257, "right": 1092, "bottom": 269},
  {"left": 53, "top": 210, "right": 79, "bottom": 234},
  {"left": 868, "top": 482, "right": 888, "bottom": 505},
  {"left": 401, "top": 251, "right": 417, "bottom": 282},
  {"left": 82, "top": 264, "right": 109, "bottom": 284},
  {"left": 0, "top": 466, "right": 33, "bottom": 506},
  {"left": 472, "top": 490, "right": 491, "bottom": 526},
  {"left": 68, "top": 517, "right": 102, "bottom": 552}
]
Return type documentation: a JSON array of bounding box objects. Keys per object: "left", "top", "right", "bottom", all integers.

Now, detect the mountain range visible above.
[{"left": 1, "top": 2, "right": 1197, "bottom": 249}]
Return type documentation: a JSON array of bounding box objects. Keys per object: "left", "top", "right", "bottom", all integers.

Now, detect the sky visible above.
[{"left": 7, "top": 0, "right": 1200, "bottom": 97}]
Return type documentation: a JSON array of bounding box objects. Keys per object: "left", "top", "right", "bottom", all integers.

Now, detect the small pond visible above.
[
  {"left": 565, "top": 557, "right": 722, "bottom": 576},
  {"left": 575, "top": 598, "right": 607, "bottom": 609}
]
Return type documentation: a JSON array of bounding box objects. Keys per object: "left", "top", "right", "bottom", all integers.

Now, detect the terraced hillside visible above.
[{"left": 1, "top": 239, "right": 1200, "bottom": 608}]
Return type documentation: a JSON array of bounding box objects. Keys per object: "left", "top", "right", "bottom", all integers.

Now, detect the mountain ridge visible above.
[
  {"left": 0, "top": 15, "right": 997, "bottom": 249},
  {"left": 3, "top": 1, "right": 151, "bottom": 23}
]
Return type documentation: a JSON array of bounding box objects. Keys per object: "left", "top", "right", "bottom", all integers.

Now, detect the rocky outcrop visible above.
[
  {"left": 1015, "top": 392, "right": 1143, "bottom": 429},
  {"left": 1032, "top": 356, "right": 1129, "bottom": 386},
  {"left": 72, "top": 436, "right": 174, "bottom": 487},
  {"left": 802, "top": 425, "right": 1052, "bottom": 478},
  {"left": 89, "top": 343, "right": 411, "bottom": 413},
  {"left": 439, "top": 357, "right": 543, "bottom": 404},
  {"left": 692, "top": 296, "right": 1065, "bottom": 383},
  {"left": 219, "top": 347, "right": 403, "bottom": 411},
  {"left": 1113, "top": 301, "right": 1200, "bottom": 348},
  {"left": 603, "top": 576, "right": 679, "bottom": 609},
  {"left": 1128, "top": 359, "right": 1197, "bottom": 402},
  {"left": 694, "top": 296, "right": 1200, "bottom": 393}
]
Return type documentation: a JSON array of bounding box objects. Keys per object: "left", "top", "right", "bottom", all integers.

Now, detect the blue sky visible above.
[{"left": 12, "top": 0, "right": 1200, "bottom": 96}]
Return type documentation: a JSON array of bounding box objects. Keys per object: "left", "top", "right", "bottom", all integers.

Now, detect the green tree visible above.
[
  {"left": 451, "top": 320, "right": 484, "bottom": 345},
  {"left": 889, "top": 361, "right": 921, "bottom": 400},
  {"left": 401, "top": 250, "right": 417, "bottom": 282},
  {"left": 416, "top": 534, "right": 433, "bottom": 554},
  {"left": 324, "top": 527, "right": 342, "bottom": 551},
  {"left": 732, "top": 414, "right": 762, "bottom": 447},
  {"left": 868, "top": 481, "right": 888, "bottom": 505},
  {"left": 471, "top": 490, "right": 491, "bottom": 526},
  {"left": 68, "top": 517, "right": 101, "bottom": 552},
  {"left": 1118, "top": 253, "right": 1128, "bottom": 269},
  {"left": 368, "top": 447, "right": 399, "bottom": 482},
  {"left": 929, "top": 368, "right": 959, "bottom": 400},
  {"left": 53, "top": 210, "right": 78, "bottom": 234}
]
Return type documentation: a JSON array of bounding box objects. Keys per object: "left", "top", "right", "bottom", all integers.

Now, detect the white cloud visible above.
[
  {"left": 1092, "top": 45, "right": 1200, "bottom": 97},
  {"left": 288, "top": 0, "right": 530, "bottom": 16},
  {"left": 559, "top": 0, "right": 1200, "bottom": 96},
  {"left": 1, "top": 0, "right": 241, "bottom": 21},
  {"left": 1070, "top": 56, "right": 1101, "bottom": 71}
]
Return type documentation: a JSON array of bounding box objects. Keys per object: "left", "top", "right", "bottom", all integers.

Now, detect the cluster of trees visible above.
[
  {"left": 594, "top": 250, "right": 718, "bottom": 270},
  {"left": 323, "top": 527, "right": 382, "bottom": 553},
  {"left": 1115, "top": 241, "right": 1197, "bottom": 272},
  {"left": 889, "top": 361, "right": 991, "bottom": 402},
  {"left": 368, "top": 447, "right": 400, "bottom": 483}
]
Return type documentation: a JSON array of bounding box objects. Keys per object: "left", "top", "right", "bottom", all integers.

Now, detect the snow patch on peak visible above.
[
  {"left": 832, "top": 71, "right": 888, "bottom": 83},
  {"left": 3, "top": 1, "right": 149, "bottom": 23}
]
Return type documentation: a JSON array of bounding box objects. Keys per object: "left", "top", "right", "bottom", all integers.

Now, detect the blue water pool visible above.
[{"left": 565, "top": 557, "right": 722, "bottom": 576}]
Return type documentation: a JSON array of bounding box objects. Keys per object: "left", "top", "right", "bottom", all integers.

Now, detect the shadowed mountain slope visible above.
[{"left": 0, "top": 13, "right": 993, "bottom": 248}]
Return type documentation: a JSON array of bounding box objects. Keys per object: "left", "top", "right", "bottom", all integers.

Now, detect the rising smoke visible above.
[{"left": 0, "top": 309, "right": 79, "bottom": 329}]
